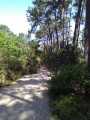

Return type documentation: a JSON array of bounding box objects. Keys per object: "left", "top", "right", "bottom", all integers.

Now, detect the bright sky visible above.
[{"left": 0, "top": 0, "right": 33, "bottom": 35}]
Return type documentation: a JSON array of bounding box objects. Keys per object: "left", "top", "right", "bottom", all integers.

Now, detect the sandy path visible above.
[{"left": 0, "top": 67, "right": 53, "bottom": 120}]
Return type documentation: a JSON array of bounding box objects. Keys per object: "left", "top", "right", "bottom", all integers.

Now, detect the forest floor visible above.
[{"left": 0, "top": 67, "right": 54, "bottom": 120}]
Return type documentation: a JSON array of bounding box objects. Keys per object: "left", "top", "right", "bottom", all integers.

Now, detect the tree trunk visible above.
[
  {"left": 53, "top": 1, "right": 59, "bottom": 49},
  {"left": 73, "top": 0, "right": 83, "bottom": 47},
  {"left": 85, "top": 0, "right": 90, "bottom": 72},
  {"left": 60, "top": 0, "right": 65, "bottom": 49}
]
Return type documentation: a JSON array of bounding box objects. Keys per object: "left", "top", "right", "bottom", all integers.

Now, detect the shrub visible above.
[
  {"left": 6, "top": 69, "right": 22, "bottom": 81},
  {"left": 9, "top": 58, "right": 23, "bottom": 72},
  {"left": 51, "top": 95, "right": 90, "bottom": 120},
  {"left": 48, "top": 65, "right": 90, "bottom": 120},
  {"left": 48, "top": 65, "right": 87, "bottom": 99},
  {"left": 42, "top": 45, "right": 81, "bottom": 70},
  {"left": 27, "top": 56, "right": 39, "bottom": 74}
]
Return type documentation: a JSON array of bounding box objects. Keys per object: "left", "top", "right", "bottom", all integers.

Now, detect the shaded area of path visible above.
[{"left": 0, "top": 67, "right": 53, "bottom": 120}]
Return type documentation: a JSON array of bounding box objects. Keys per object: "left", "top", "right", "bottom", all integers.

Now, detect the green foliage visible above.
[
  {"left": 6, "top": 70, "right": 22, "bottom": 81},
  {"left": 0, "top": 25, "right": 40, "bottom": 85},
  {"left": 51, "top": 95, "right": 90, "bottom": 120},
  {"left": 27, "top": 56, "right": 38, "bottom": 73},
  {"left": 43, "top": 45, "right": 81, "bottom": 70},
  {"left": 49, "top": 65, "right": 90, "bottom": 120},
  {"left": 49, "top": 65, "right": 86, "bottom": 99}
]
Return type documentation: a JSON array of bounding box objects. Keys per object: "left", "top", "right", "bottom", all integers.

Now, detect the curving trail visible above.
[{"left": 0, "top": 67, "right": 54, "bottom": 120}]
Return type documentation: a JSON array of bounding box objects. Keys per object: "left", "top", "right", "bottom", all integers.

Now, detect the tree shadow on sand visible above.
[{"left": 0, "top": 67, "right": 53, "bottom": 120}]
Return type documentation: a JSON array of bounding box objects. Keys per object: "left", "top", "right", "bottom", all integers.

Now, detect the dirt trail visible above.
[{"left": 0, "top": 67, "right": 53, "bottom": 120}]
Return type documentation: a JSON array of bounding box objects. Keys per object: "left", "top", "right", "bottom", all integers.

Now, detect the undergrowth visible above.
[{"left": 48, "top": 65, "right": 90, "bottom": 120}]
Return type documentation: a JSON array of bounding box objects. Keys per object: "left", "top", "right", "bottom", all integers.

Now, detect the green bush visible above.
[
  {"left": 9, "top": 57, "right": 23, "bottom": 72},
  {"left": 51, "top": 95, "right": 90, "bottom": 120},
  {"left": 0, "top": 25, "right": 40, "bottom": 84},
  {"left": 27, "top": 56, "right": 39, "bottom": 74},
  {"left": 49, "top": 65, "right": 90, "bottom": 120},
  {"left": 48, "top": 65, "right": 87, "bottom": 99},
  {"left": 42, "top": 45, "right": 81, "bottom": 70},
  {"left": 6, "top": 70, "right": 22, "bottom": 81}
]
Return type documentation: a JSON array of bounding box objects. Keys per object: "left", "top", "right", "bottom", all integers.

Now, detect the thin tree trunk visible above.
[
  {"left": 52, "top": 0, "right": 59, "bottom": 49},
  {"left": 60, "top": 0, "right": 65, "bottom": 48},
  {"left": 85, "top": 0, "right": 90, "bottom": 71},
  {"left": 50, "top": 32, "right": 53, "bottom": 52},
  {"left": 73, "top": 0, "right": 83, "bottom": 47},
  {"left": 52, "top": 32, "right": 55, "bottom": 52}
]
